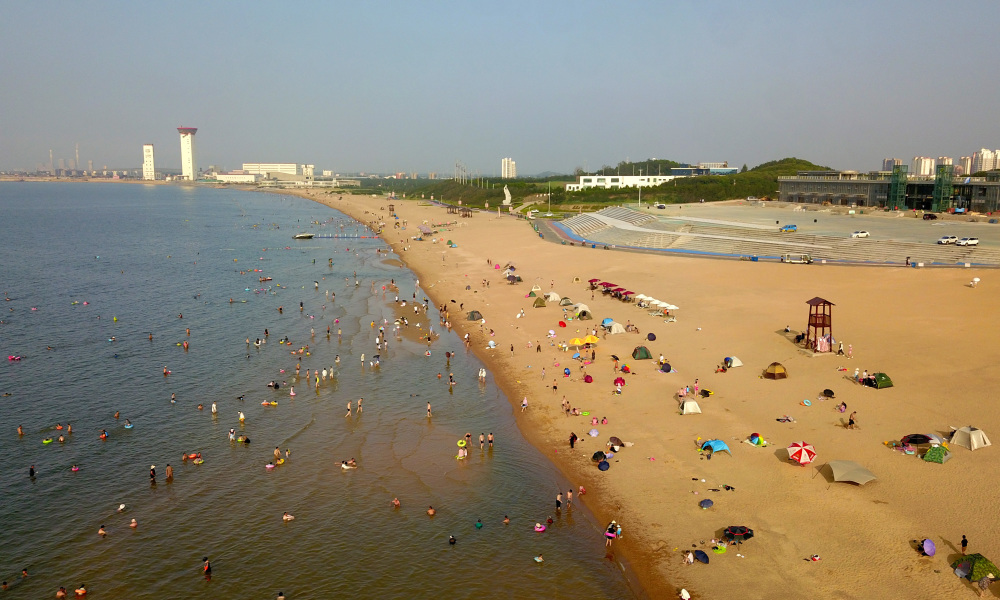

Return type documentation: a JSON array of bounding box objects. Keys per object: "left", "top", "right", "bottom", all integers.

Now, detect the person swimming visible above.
[{"left": 282, "top": 512, "right": 295, "bottom": 521}]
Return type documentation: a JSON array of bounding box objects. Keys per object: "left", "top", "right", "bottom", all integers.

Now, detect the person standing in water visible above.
[
  {"left": 426, "top": 402, "right": 432, "bottom": 418},
  {"left": 357, "top": 397, "right": 363, "bottom": 414},
  {"left": 149, "top": 465, "right": 156, "bottom": 482},
  {"left": 202, "top": 557, "right": 212, "bottom": 579},
  {"left": 345, "top": 401, "right": 352, "bottom": 418},
  {"left": 165, "top": 464, "right": 173, "bottom": 480}
]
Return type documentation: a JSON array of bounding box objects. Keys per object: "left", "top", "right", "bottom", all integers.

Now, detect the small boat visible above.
[{"left": 293, "top": 233, "right": 314, "bottom": 240}]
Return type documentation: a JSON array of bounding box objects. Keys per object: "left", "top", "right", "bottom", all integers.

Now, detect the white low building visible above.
[
  {"left": 565, "top": 174, "right": 676, "bottom": 191},
  {"left": 214, "top": 172, "right": 260, "bottom": 184},
  {"left": 242, "top": 163, "right": 299, "bottom": 176}
]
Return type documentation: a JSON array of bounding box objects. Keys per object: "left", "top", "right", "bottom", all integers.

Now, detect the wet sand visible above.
[{"left": 278, "top": 189, "right": 1000, "bottom": 599}]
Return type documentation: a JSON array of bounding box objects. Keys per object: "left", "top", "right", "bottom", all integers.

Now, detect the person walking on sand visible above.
[
  {"left": 847, "top": 411, "right": 857, "bottom": 430},
  {"left": 521, "top": 397, "right": 528, "bottom": 412},
  {"left": 978, "top": 574, "right": 996, "bottom": 597},
  {"left": 962, "top": 534, "right": 969, "bottom": 555},
  {"left": 848, "top": 344, "right": 853, "bottom": 359},
  {"left": 510, "top": 344, "right": 514, "bottom": 357},
  {"left": 569, "top": 432, "right": 578, "bottom": 448}
]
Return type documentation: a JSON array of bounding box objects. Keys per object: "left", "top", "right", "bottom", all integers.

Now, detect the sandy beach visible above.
[{"left": 283, "top": 189, "right": 1000, "bottom": 599}]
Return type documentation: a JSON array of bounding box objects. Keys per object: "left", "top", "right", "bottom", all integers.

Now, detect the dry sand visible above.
[{"left": 284, "top": 189, "right": 1000, "bottom": 599}]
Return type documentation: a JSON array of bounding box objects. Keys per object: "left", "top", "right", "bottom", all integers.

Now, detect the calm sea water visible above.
[{"left": 0, "top": 183, "right": 633, "bottom": 599}]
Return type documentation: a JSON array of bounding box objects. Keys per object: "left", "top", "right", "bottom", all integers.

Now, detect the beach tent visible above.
[
  {"left": 527, "top": 291, "right": 536, "bottom": 297},
  {"left": 872, "top": 372, "right": 893, "bottom": 389},
  {"left": 574, "top": 303, "right": 591, "bottom": 313},
  {"left": 952, "top": 426, "right": 992, "bottom": 451},
  {"left": 544, "top": 292, "right": 561, "bottom": 302},
  {"left": 952, "top": 554, "right": 1000, "bottom": 581},
  {"left": 763, "top": 362, "right": 788, "bottom": 379},
  {"left": 922, "top": 446, "right": 952, "bottom": 464},
  {"left": 825, "top": 460, "right": 877, "bottom": 485},
  {"left": 701, "top": 440, "right": 732, "bottom": 456},
  {"left": 724, "top": 356, "right": 743, "bottom": 368},
  {"left": 572, "top": 277, "right": 582, "bottom": 283},
  {"left": 601, "top": 318, "right": 615, "bottom": 327},
  {"left": 577, "top": 309, "right": 593, "bottom": 320},
  {"left": 559, "top": 297, "right": 574, "bottom": 306},
  {"left": 609, "top": 323, "right": 626, "bottom": 335},
  {"left": 680, "top": 400, "right": 702, "bottom": 415},
  {"left": 533, "top": 297, "right": 547, "bottom": 308},
  {"left": 467, "top": 311, "right": 483, "bottom": 321},
  {"left": 631, "top": 346, "right": 652, "bottom": 360},
  {"left": 530, "top": 284, "right": 542, "bottom": 293}
]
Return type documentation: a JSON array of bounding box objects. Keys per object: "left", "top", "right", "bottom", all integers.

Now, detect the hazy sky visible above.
[{"left": 3, "top": 1, "right": 998, "bottom": 175}]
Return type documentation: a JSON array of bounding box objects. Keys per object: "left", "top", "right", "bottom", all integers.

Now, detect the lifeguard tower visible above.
[{"left": 805, "top": 297, "right": 834, "bottom": 352}]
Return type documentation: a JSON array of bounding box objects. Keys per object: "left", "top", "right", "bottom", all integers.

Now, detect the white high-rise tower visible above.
[
  {"left": 142, "top": 144, "right": 156, "bottom": 180},
  {"left": 177, "top": 127, "right": 198, "bottom": 181},
  {"left": 501, "top": 157, "right": 516, "bottom": 179}
]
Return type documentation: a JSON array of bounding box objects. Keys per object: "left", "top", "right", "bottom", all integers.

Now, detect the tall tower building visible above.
[
  {"left": 501, "top": 157, "right": 517, "bottom": 179},
  {"left": 142, "top": 144, "right": 156, "bottom": 180},
  {"left": 960, "top": 156, "right": 973, "bottom": 175},
  {"left": 972, "top": 149, "right": 997, "bottom": 174},
  {"left": 911, "top": 157, "right": 934, "bottom": 176},
  {"left": 882, "top": 158, "right": 901, "bottom": 171},
  {"left": 936, "top": 157, "right": 953, "bottom": 167},
  {"left": 177, "top": 127, "right": 198, "bottom": 181}
]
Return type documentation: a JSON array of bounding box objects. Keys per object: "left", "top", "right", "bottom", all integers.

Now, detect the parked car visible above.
[
  {"left": 779, "top": 224, "right": 797, "bottom": 232},
  {"left": 937, "top": 235, "right": 958, "bottom": 245},
  {"left": 851, "top": 231, "right": 870, "bottom": 238},
  {"left": 655, "top": 203, "right": 666, "bottom": 209},
  {"left": 922, "top": 213, "right": 938, "bottom": 220},
  {"left": 957, "top": 237, "right": 979, "bottom": 246}
]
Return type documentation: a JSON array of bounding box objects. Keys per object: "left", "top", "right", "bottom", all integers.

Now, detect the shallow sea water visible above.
[{"left": 0, "top": 183, "right": 633, "bottom": 599}]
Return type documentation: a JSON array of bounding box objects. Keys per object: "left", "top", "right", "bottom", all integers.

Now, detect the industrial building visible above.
[
  {"left": 177, "top": 128, "right": 198, "bottom": 181},
  {"left": 778, "top": 166, "right": 1000, "bottom": 212}
]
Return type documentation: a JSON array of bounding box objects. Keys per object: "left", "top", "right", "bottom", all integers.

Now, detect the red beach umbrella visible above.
[
  {"left": 787, "top": 441, "right": 816, "bottom": 465},
  {"left": 588, "top": 278, "right": 601, "bottom": 283}
]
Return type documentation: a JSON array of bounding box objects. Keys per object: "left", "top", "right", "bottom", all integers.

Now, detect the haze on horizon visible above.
[{"left": 2, "top": 1, "right": 998, "bottom": 176}]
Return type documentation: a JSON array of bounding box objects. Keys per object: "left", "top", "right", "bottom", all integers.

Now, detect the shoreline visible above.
[
  {"left": 269, "top": 189, "right": 661, "bottom": 598},
  {"left": 260, "top": 188, "right": 1000, "bottom": 599}
]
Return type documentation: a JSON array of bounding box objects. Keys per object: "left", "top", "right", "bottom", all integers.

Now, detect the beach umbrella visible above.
[
  {"left": 507, "top": 275, "right": 516, "bottom": 282},
  {"left": 614, "top": 376, "right": 626, "bottom": 386},
  {"left": 922, "top": 539, "right": 936, "bottom": 556},
  {"left": 548, "top": 329, "right": 555, "bottom": 336},
  {"left": 569, "top": 338, "right": 585, "bottom": 347},
  {"left": 664, "top": 304, "right": 679, "bottom": 310},
  {"left": 559, "top": 321, "right": 567, "bottom": 328},
  {"left": 694, "top": 550, "right": 710, "bottom": 564},
  {"left": 901, "top": 434, "right": 933, "bottom": 445},
  {"left": 822, "top": 389, "right": 835, "bottom": 398},
  {"left": 589, "top": 429, "right": 599, "bottom": 437},
  {"left": 724, "top": 526, "right": 754, "bottom": 542},
  {"left": 609, "top": 436, "right": 624, "bottom": 447},
  {"left": 623, "top": 291, "right": 634, "bottom": 295},
  {"left": 592, "top": 451, "right": 606, "bottom": 462},
  {"left": 787, "top": 441, "right": 816, "bottom": 465},
  {"left": 572, "top": 352, "right": 581, "bottom": 359},
  {"left": 584, "top": 335, "right": 599, "bottom": 344},
  {"left": 598, "top": 460, "right": 610, "bottom": 471},
  {"left": 601, "top": 282, "right": 616, "bottom": 287},
  {"left": 635, "top": 294, "right": 647, "bottom": 300},
  {"left": 699, "top": 499, "right": 714, "bottom": 509},
  {"left": 610, "top": 354, "right": 620, "bottom": 361},
  {"left": 588, "top": 278, "right": 601, "bottom": 283},
  {"left": 583, "top": 374, "right": 593, "bottom": 383},
  {"left": 647, "top": 333, "right": 656, "bottom": 341}
]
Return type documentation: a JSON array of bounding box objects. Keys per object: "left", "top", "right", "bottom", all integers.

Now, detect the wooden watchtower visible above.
[{"left": 805, "top": 297, "right": 834, "bottom": 351}]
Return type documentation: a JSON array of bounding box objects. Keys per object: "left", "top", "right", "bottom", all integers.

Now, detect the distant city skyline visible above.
[{"left": 2, "top": 2, "right": 999, "bottom": 175}]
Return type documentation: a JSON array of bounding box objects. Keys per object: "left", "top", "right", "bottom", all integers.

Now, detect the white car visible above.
[
  {"left": 957, "top": 237, "right": 979, "bottom": 246},
  {"left": 851, "top": 231, "right": 870, "bottom": 238},
  {"left": 937, "top": 235, "right": 958, "bottom": 245}
]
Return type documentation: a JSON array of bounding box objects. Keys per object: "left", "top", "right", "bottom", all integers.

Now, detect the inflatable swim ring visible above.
[
  {"left": 124, "top": 424, "right": 133, "bottom": 429},
  {"left": 534, "top": 524, "right": 546, "bottom": 532},
  {"left": 801, "top": 399, "right": 812, "bottom": 407},
  {"left": 457, "top": 440, "right": 466, "bottom": 447},
  {"left": 55, "top": 425, "right": 64, "bottom": 430},
  {"left": 187, "top": 453, "right": 199, "bottom": 459},
  {"left": 193, "top": 458, "right": 204, "bottom": 465},
  {"left": 43, "top": 438, "right": 53, "bottom": 444},
  {"left": 276, "top": 459, "right": 285, "bottom": 465},
  {"left": 71, "top": 466, "right": 80, "bottom": 471},
  {"left": 265, "top": 463, "right": 275, "bottom": 469},
  {"left": 534, "top": 556, "right": 544, "bottom": 563}
]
